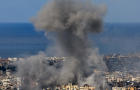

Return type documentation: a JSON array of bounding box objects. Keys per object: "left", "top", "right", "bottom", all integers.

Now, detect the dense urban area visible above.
[{"left": 0, "top": 54, "right": 140, "bottom": 90}]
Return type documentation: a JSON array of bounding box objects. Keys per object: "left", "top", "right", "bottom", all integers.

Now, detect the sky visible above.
[{"left": 0, "top": 0, "right": 140, "bottom": 23}]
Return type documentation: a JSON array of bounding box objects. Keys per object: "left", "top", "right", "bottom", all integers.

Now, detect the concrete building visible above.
[
  {"left": 80, "top": 84, "right": 95, "bottom": 90},
  {"left": 112, "top": 87, "right": 137, "bottom": 90}
]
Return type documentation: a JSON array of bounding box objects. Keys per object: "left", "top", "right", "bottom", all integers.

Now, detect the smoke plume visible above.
[{"left": 17, "top": 0, "right": 107, "bottom": 89}]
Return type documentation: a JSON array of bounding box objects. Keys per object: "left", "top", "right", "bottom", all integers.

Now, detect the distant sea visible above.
[{"left": 0, "top": 23, "right": 140, "bottom": 58}]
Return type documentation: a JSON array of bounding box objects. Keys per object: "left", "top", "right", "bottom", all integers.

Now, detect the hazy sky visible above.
[{"left": 0, "top": 0, "right": 140, "bottom": 23}]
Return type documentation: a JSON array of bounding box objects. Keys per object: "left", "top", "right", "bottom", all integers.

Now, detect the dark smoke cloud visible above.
[{"left": 17, "top": 0, "right": 107, "bottom": 89}]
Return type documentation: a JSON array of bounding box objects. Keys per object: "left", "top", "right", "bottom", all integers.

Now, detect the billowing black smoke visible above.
[{"left": 17, "top": 0, "right": 107, "bottom": 90}]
